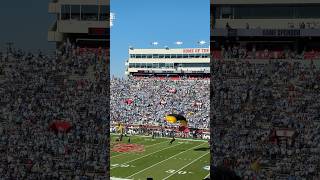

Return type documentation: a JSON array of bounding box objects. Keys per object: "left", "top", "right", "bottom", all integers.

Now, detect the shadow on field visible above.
[{"left": 194, "top": 147, "right": 210, "bottom": 151}]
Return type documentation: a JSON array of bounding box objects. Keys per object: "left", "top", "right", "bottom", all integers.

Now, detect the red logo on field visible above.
[{"left": 112, "top": 144, "right": 145, "bottom": 153}]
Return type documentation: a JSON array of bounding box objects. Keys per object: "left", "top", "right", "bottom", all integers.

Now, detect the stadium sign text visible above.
[
  {"left": 262, "top": 29, "right": 301, "bottom": 37},
  {"left": 183, "top": 48, "right": 209, "bottom": 54}
]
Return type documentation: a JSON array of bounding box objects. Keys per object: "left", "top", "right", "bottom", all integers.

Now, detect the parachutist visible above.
[{"left": 169, "top": 137, "right": 175, "bottom": 144}]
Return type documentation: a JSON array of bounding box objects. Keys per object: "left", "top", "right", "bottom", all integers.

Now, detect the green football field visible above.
[{"left": 110, "top": 134, "right": 210, "bottom": 180}]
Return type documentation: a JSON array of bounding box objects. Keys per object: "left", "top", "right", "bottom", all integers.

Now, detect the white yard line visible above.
[
  {"left": 204, "top": 173, "right": 210, "bottom": 179},
  {"left": 162, "top": 152, "right": 210, "bottom": 180},
  {"left": 111, "top": 143, "right": 182, "bottom": 169},
  {"left": 110, "top": 177, "right": 133, "bottom": 180},
  {"left": 126, "top": 142, "right": 206, "bottom": 178},
  {"left": 111, "top": 140, "right": 168, "bottom": 158}
]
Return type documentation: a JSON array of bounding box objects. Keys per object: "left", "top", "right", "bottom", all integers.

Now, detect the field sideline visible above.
[{"left": 110, "top": 134, "right": 210, "bottom": 180}]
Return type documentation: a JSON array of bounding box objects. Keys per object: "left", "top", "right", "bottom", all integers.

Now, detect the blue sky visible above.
[{"left": 111, "top": 0, "right": 210, "bottom": 77}]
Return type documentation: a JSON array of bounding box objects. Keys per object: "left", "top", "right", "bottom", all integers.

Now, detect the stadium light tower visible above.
[
  {"left": 151, "top": 41, "right": 159, "bottom": 48},
  {"left": 197, "top": 40, "right": 207, "bottom": 47}
]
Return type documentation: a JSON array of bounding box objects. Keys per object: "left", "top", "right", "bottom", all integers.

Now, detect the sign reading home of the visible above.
[{"left": 262, "top": 29, "right": 301, "bottom": 37}]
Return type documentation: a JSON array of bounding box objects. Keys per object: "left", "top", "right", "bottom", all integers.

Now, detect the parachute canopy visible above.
[
  {"left": 165, "top": 114, "right": 188, "bottom": 127},
  {"left": 116, "top": 123, "right": 124, "bottom": 133}
]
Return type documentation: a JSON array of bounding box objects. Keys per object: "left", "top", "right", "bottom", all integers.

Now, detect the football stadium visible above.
[
  {"left": 211, "top": 0, "right": 320, "bottom": 179},
  {"left": 110, "top": 47, "right": 210, "bottom": 180}
]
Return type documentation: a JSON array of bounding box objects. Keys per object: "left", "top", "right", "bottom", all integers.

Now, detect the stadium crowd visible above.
[
  {"left": 211, "top": 58, "right": 320, "bottom": 179},
  {"left": 0, "top": 44, "right": 109, "bottom": 179},
  {"left": 110, "top": 77, "right": 210, "bottom": 137}
]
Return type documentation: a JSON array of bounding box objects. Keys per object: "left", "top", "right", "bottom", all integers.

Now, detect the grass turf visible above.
[{"left": 110, "top": 134, "right": 210, "bottom": 180}]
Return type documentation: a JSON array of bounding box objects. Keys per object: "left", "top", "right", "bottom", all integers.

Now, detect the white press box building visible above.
[
  {"left": 125, "top": 47, "right": 210, "bottom": 77},
  {"left": 211, "top": 0, "right": 320, "bottom": 30},
  {"left": 210, "top": 0, "right": 320, "bottom": 58},
  {"left": 48, "top": 0, "right": 109, "bottom": 48}
]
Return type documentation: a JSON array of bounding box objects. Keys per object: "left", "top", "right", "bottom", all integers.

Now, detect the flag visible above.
[
  {"left": 151, "top": 42, "right": 159, "bottom": 46},
  {"left": 198, "top": 40, "right": 206, "bottom": 45}
]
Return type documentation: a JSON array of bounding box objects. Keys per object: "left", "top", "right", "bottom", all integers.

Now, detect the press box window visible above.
[
  {"left": 221, "top": 7, "right": 232, "bottom": 19},
  {"left": 71, "top": 5, "right": 81, "bottom": 20},
  {"left": 81, "top": 5, "right": 98, "bottom": 21},
  {"left": 202, "top": 54, "right": 209, "bottom": 58},
  {"left": 99, "top": 5, "right": 109, "bottom": 21},
  {"left": 61, "top": 5, "right": 71, "bottom": 20}
]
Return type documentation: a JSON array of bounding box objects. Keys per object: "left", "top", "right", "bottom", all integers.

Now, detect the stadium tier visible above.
[
  {"left": 0, "top": 43, "right": 109, "bottom": 178},
  {"left": 211, "top": 0, "right": 320, "bottom": 30},
  {"left": 111, "top": 77, "right": 210, "bottom": 130},
  {"left": 210, "top": 0, "right": 320, "bottom": 179},
  {"left": 125, "top": 47, "right": 210, "bottom": 78},
  {"left": 48, "top": 0, "right": 109, "bottom": 48}
]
